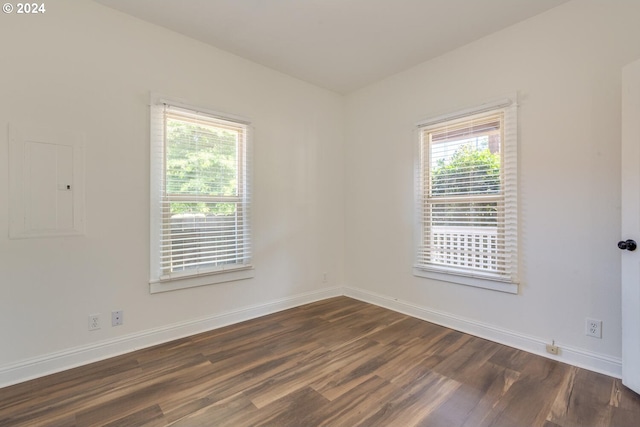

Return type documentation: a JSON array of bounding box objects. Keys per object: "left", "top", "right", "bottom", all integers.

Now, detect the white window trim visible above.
[
  {"left": 149, "top": 267, "right": 255, "bottom": 294},
  {"left": 413, "top": 95, "right": 518, "bottom": 294},
  {"left": 149, "top": 93, "right": 254, "bottom": 294},
  {"left": 412, "top": 267, "right": 517, "bottom": 294}
]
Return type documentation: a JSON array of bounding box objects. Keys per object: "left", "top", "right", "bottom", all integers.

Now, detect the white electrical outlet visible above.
[
  {"left": 586, "top": 318, "right": 602, "bottom": 338},
  {"left": 112, "top": 310, "right": 124, "bottom": 327},
  {"left": 88, "top": 314, "right": 100, "bottom": 331}
]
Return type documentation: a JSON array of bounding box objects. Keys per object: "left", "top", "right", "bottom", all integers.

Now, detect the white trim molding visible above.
[
  {"left": 0, "top": 286, "right": 342, "bottom": 389},
  {"left": 0, "top": 285, "right": 622, "bottom": 388},
  {"left": 414, "top": 95, "right": 519, "bottom": 292},
  {"left": 413, "top": 268, "right": 518, "bottom": 294},
  {"left": 343, "top": 286, "right": 622, "bottom": 379}
]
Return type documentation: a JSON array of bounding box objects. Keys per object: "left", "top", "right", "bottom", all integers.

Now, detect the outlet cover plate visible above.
[
  {"left": 88, "top": 314, "right": 100, "bottom": 331},
  {"left": 586, "top": 318, "right": 602, "bottom": 338},
  {"left": 112, "top": 310, "right": 123, "bottom": 327}
]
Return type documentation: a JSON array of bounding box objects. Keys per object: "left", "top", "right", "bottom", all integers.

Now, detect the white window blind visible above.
[
  {"left": 150, "top": 97, "right": 252, "bottom": 291},
  {"left": 415, "top": 99, "right": 518, "bottom": 292}
]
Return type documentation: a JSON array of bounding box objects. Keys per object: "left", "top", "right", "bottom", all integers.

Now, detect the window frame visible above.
[
  {"left": 149, "top": 94, "right": 254, "bottom": 293},
  {"left": 413, "top": 97, "right": 518, "bottom": 294}
]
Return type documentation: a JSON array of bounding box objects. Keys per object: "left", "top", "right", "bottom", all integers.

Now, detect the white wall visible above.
[
  {"left": 0, "top": 0, "right": 344, "bottom": 385},
  {"left": 344, "top": 0, "right": 640, "bottom": 375}
]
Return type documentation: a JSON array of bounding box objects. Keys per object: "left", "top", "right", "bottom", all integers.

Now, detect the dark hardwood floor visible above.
[{"left": 1, "top": 297, "right": 639, "bottom": 426}]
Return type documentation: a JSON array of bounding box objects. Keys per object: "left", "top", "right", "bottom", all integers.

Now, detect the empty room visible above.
[{"left": 2, "top": 0, "right": 640, "bottom": 425}]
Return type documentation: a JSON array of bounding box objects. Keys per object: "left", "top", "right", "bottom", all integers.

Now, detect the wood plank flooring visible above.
[{"left": 1, "top": 297, "right": 639, "bottom": 426}]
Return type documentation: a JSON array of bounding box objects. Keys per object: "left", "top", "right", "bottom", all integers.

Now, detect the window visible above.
[
  {"left": 150, "top": 95, "right": 253, "bottom": 293},
  {"left": 414, "top": 98, "right": 518, "bottom": 293}
]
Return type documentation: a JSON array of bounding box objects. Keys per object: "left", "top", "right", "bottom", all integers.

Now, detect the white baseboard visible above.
[
  {"left": 343, "top": 286, "right": 622, "bottom": 379},
  {"left": 0, "top": 286, "right": 342, "bottom": 389},
  {"left": 1, "top": 285, "right": 622, "bottom": 389}
]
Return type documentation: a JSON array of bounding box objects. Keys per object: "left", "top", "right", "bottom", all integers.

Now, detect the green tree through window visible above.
[
  {"left": 431, "top": 144, "right": 500, "bottom": 196},
  {"left": 430, "top": 144, "right": 500, "bottom": 227},
  {"left": 166, "top": 119, "right": 239, "bottom": 215}
]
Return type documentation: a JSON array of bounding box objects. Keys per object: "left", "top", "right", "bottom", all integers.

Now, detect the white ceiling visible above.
[{"left": 94, "top": 0, "right": 569, "bottom": 94}]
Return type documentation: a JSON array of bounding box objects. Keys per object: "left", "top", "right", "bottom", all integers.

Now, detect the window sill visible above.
[
  {"left": 150, "top": 267, "right": 255, "bottom": 294},
  {"left": 413, "top": 267, "right": 518, "bottom": 294}
]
